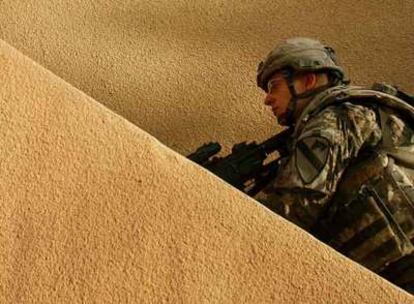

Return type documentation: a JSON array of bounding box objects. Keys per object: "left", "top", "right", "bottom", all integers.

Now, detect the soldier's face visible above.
[
  {"left": 264, "top": 73, "right": 312, "bottom": 125},
  {"left": 264, "top": 74, "right": 293, "bottom": 125}
]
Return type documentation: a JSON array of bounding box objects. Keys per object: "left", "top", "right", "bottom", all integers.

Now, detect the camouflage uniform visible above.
[
  {"left": 256, "top": 38, "right": 414, "bottom": 294},
  {"left": 256, "top": 86, "right": 414, "bottom": 293}
]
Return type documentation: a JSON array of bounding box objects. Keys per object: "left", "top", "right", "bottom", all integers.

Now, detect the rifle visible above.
[{"left": 187, "top": 128, "right": 293, "bottom": 196}]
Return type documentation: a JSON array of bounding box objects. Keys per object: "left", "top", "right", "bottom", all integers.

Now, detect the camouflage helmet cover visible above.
[{"left": 257, "top": 37, "right": 346, "bottom": 91}]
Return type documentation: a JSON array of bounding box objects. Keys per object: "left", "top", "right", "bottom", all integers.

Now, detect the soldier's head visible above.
[{"left": 257, "top": 37, "right": 347, "bottom": 126}]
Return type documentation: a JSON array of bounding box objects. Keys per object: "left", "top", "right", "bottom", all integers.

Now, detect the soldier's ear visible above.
[
  {"left": 296, "top": 73, "right": 317, "bottom": 92},
  {"left": 303, "top": 73, "right": 317, "bottom": 90}
]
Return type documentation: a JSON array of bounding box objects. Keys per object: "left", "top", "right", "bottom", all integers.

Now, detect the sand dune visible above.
[
  {"left": 0, "top": 1, "right": 413, "bottom": 302},
  {"left": 0, "top": 40, "right": 412, "bottom": 303}
]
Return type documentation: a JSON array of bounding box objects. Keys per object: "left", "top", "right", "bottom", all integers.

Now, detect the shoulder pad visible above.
[{"left": 294, "top": 85, "right": 414, "bottom": 137}]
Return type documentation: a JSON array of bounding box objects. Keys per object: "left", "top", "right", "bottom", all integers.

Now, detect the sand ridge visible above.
[
  {"left": 0, "top": 39, "right": 412, "bottom": 303},
  {"left": 0, "top": 1, "right": 413, "bottom": 302}
]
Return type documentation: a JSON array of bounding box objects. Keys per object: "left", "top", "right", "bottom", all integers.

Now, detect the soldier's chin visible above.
[{"left": 276, "top": 113, "right": 289, "bottom": 126}]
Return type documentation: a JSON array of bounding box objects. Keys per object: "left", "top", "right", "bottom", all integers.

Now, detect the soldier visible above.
[{"left": 255, "top": 37, "right": 414, "bottom": 294}]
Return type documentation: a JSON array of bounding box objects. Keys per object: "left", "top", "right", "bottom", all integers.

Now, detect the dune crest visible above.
[{"left": 0, "top": 40, "right": 412, "bottom": 303}]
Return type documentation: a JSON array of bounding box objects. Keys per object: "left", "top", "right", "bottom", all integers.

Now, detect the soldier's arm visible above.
[{"left": 255, "top": 102, "right": 382, "bottom": 230}]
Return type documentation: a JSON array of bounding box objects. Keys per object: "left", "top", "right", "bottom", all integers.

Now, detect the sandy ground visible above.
[
  {"left": 0, "top": 40, "right": 413, "bottom": 303},
  {"left": 0, "top": 1, "right": 413, "bottom": 303}
]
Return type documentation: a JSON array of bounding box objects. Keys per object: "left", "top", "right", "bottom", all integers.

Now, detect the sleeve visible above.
[{"left": 255, "top": 102, "right": 382, "bottom": 230}]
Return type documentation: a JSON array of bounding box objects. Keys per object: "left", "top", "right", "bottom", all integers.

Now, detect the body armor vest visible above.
[{"left": 297, "top": 85, "right": 414, "bottom": 275}]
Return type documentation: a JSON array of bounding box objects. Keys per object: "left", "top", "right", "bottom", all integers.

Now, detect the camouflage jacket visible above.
[{"left": 255, "top": 86, "right": 414, "bottom": 232}]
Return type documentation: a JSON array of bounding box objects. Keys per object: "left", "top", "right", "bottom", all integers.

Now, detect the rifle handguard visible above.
[{"left": 187, "top": 128, "right": 293, "bottom": 194}]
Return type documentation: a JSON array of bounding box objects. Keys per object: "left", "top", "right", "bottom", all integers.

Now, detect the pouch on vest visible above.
[{"left": 318, "top": 152, "right": 414, "bottom": 272}]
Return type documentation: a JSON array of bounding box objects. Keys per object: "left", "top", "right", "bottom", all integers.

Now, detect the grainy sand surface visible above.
[{"left": 0, "top": 1, "right": 413, "bottom": 303}]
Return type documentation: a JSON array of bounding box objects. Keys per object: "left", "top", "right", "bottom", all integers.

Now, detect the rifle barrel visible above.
[{"left": 187, "top": 142, "right": 221, "bottom": 164}]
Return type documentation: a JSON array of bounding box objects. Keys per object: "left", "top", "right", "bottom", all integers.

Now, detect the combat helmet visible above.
[{"left": 257, "top": 37, "right": 347, "bottom": 92}]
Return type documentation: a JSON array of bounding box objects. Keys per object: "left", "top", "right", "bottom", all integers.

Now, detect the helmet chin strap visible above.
[
  {"left": 281, "top": 69, "right": 335, "bottom": 126},
  {"left": 281, "top": 70, "right": 299, "bottom": 126}
]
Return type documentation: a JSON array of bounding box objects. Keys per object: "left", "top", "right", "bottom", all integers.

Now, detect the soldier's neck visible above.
[{"left": 293, "top": 97, "right": 313, "bottom": 122}]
